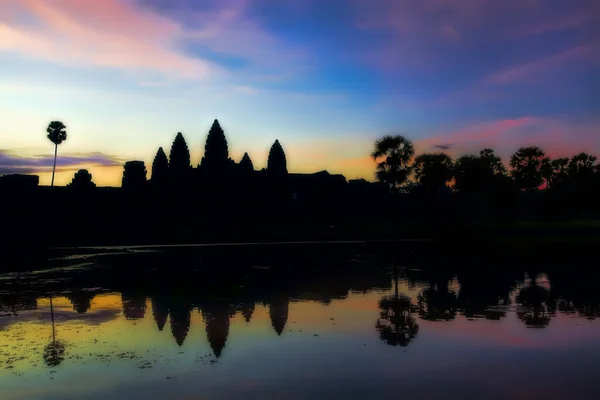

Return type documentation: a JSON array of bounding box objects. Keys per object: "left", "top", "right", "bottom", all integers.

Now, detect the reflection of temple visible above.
[
  {"left": 151, "top": 295, "right": 169, "bottom": 331},
  {"left": 169, "top": 302, "right": 192, "bottom": 347},
  {"left": 67, "top": 291, "right": 96, "bottom": 314},
  {"left": 268, "top": 297, "right": 290, "bottom": 336},
  {"left": 202, "top": 302, "right": 235, "bottom": 358},
  {"left": 121, "top": 292, "right": 147, "bottom": 320},
  {"left": 237, "top": 301, "right": 255, "bottom": 323},
  {"left": 0, "top": 294, "right": 37, "bottom": 316}
]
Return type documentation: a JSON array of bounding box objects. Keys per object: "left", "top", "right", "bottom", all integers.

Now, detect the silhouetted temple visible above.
[{"left": 140, "top": 119, "right": 350, "bottom": 204}]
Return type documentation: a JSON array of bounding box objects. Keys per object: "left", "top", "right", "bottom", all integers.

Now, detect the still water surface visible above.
[{"left": 1, "top": 245, "right": 600, "bottom": 399}]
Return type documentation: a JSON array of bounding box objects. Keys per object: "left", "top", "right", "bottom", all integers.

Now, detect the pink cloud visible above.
[
  {"left": 0, "top": 0, "right": 303, "bottom": 81},
  {"left": 0, "top": 0, "right": 213, "bottom": 79},
  {"left": 486, "top": 45, "right": 597, "bottom": 86},
  {"left": 416, "top": 117, "right": 535, "bottom": 153},
  {"left": 416, "top": 117, "right": 600, "bottom": 161}
]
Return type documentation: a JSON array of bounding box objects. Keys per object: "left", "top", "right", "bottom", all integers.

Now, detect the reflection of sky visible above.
[{"left": 2, "top": 283, "right": 600, "bottom": 400}]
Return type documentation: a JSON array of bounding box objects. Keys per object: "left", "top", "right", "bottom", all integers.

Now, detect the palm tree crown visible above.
[{"left": 371, "top": 135, "right": 415, "bottom": 190}]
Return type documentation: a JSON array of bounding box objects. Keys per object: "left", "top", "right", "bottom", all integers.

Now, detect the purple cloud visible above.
[{"left": 0, "top": 150, "right": 124, "bottom": 175}]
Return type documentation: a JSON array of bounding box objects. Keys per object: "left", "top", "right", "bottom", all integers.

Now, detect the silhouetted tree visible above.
[
  {"left": 549, "top": 157, "right": 570, "bottom": 189},
  {"left": 453, "top": 153, "right": 498, "bottom": 219},
  {"left": 371, "top": 135, "right": 414, "bottom": 190},
  {"left": 122, "top": 161, "right": 147, "bottom": 190},
  {"left": 413, "top": 153, "right": 454, "bottom": 196},
  {"left": 479, "top": 148, "right": 507, "bottom": 175},
  {"left": 67, "top": 169, "right": 96, "bottom": 190},
  {"left": 169, "top": 132, "right": 191, "bottom": 177},
  {"left": 200, "top": 119, "right": 230, "bottom": 172},
  {"left": 46, "top": 121, "right": 67, "bottom": 187},
  {"left": 510, "top": 146, "right": 550, "bottom": 190},
  {"left": 239, "top": 152, "right": 254, "bottom": 173},
  {"left": 151, "top": 147, "right": 169, "bottom": 184},
  {"left": 267, "top": 139, "right": 288, "bottom": 177},
  {"left": 454, "top": 155, "right": 487, "bottom": 193}
]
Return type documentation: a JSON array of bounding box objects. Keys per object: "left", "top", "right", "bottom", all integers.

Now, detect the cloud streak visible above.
[
  {"left": 0, "top": 150, "right": 124, "bottom": 175},
  {"left": 0, "top": 0, "right": 214, "bottom": 79}
]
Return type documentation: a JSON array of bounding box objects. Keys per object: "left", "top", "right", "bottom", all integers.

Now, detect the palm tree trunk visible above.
[
  {"left": 51, "top": 144, "right": 58, "bottom": 187},
  {"left": 50, "top": 296, "right": 56, "bottom": 343}
]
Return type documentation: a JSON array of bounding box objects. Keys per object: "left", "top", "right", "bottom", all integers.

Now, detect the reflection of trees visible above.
[
  {"left": 417, "top": 279, "right": 457, "bottom": 322},
  {"left": 43, "top": 296, "right": 66, "bottom": 367},
  {"left": 456, "top": 270, "right": 513, "bottom": 321},
  {"left": 516, "top": 277, "right": 555, "bottom": 329}
]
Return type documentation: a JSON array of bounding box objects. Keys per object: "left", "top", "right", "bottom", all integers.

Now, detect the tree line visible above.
[{"left": 371, "top": 134, "right": 600, "bottom": 198}]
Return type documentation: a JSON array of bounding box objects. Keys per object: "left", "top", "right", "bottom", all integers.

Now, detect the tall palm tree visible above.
[
  {"left": 371, "top": 135, "right": 414, "bottom": 190},
  {"left": 46, "top": 121, "right": 67, "bottom": 187}
]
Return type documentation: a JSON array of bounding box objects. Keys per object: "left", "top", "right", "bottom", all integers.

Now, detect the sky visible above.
[{"left": 1, "top": 0, "right": 599, "bottom": 186}]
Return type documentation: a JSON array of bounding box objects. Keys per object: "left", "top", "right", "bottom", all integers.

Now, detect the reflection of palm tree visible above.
[
  {"left": 376, "top": 268, "right": 419, "bottom": 347},
  {"left": 44, "top": 296, "right": 65, "bottom": 367},
  {"left": 516, "top": 281, "right": 555, "bottom": 328},
  {"left": 376, "top": 295, "right": 419, "bottom": 346}
]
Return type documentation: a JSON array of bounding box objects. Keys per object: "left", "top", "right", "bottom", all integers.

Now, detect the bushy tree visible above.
[
  {"left": 510, "top": 146, "right": 550, "bottom": 190},
  {"left": 413, "top": 153, "right": 454, "bottom": 191},
  {"left": 548, "top": 157, "right": 569, "bottom": 188}
]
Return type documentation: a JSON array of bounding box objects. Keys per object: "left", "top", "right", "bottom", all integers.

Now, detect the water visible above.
[{"left": 1, "top": 244, "right": 599, "bottom": 399}]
